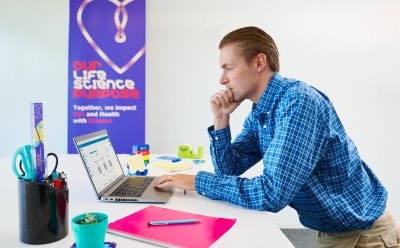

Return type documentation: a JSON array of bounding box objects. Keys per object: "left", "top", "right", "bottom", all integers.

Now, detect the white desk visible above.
[{"left": 0, "top": 154, "right": 294, "bottom": 247}]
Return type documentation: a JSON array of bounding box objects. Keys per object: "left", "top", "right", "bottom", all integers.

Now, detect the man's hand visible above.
[
  {"left": 154, "top": 174, "right": 196, "bottom": 191},
  {"left": 210, "top": 89, "right": 242, "bottom": 129}
]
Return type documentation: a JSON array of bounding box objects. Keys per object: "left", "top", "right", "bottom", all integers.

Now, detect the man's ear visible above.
[{"left": 255, "top": 53, "right": 267, "bottom": 72}]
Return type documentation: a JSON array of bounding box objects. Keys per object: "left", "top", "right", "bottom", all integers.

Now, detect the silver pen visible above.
[{"left": 148, "top": 219, "right": 200, "bottom": 226}]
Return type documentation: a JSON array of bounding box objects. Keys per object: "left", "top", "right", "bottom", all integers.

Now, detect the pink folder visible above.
[{"left": 107, "top": 205, "right": 237, "bottom": 247}]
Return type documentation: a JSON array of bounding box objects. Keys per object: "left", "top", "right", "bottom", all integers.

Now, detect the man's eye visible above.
[{"left": 226, "top": 67, "right": 233, "bottom": 71}]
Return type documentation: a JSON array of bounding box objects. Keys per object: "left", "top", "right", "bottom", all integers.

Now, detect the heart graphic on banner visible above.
[{"left": 77, "top": 0, "right": 145, "bottom": 74}]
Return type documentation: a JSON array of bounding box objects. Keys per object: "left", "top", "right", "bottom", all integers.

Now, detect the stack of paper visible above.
[{"left": 149, "top": 161, "right": 192, "bottom": 172}]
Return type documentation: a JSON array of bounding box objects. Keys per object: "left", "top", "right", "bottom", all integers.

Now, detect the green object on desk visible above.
[{"left": 178, "top": 144, "right": 204, "bottom": 159}]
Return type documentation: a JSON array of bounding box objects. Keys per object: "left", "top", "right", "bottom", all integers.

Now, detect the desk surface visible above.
[{"left": 1, "top": 154, "right": 294, "bottom": 247}]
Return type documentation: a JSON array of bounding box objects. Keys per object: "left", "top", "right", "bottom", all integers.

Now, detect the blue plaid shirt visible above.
[{"left": 195, "top": 72, "right": 387, "bottom": 232}]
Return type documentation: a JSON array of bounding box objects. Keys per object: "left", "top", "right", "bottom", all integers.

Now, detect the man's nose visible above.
[{"left": 219, "top": 75, "right": 227, "bottom": 85}]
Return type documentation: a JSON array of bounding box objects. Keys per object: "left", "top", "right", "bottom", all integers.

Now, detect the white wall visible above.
[{"left": 1, "top": 0, "right": 399, "bottom": 228}]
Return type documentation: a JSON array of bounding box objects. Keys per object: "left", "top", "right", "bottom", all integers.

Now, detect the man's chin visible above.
[{"left": 234, "top": 95, "right": 245, "bottom": 102}]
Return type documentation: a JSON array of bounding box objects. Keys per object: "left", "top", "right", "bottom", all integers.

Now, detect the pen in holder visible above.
[{"left": 18, "top": 178, "right": 69, "bottom": 244}]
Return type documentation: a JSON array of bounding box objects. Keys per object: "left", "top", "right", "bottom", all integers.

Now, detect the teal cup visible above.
[{"left": 71, "top": 212, "right": 108, "bottom": 248}]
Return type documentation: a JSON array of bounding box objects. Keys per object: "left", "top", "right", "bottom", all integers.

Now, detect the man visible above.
[{"left": 155, "top": 26, "right": 400, "bottom": 247}]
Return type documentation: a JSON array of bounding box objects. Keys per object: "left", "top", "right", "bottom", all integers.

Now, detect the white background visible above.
[{"left": 1, "top": 0, "right": 399, "bottom": 228}]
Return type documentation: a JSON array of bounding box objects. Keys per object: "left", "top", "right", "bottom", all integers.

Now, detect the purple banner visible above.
[{"left": 68, "top": 0, "right": 146, "bottom": 154}]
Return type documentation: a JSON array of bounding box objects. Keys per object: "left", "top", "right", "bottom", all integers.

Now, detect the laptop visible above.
[{"left": 73, "top": 129, "right": 173, "bottom": 203}]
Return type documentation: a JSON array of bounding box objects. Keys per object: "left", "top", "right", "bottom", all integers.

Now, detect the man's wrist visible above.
[{"left": 214, "top": 115, "right": 229, "bottom": 130}]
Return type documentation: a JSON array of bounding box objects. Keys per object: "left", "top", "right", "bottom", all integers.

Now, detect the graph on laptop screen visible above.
[{"left": 76, "top": 133, "right": 123, "bottom": 193}]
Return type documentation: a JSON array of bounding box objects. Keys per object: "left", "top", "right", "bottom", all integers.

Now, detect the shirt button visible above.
[
  {"left": 263, "top": 124, "right": 267, "bottom": 128},
  {"left": 215, "top": 136, "right": 219, "bottom": 141},
  {"left": 267, "top": 111, "right": 270, "bottom": 115},
  {"left": 202, "top": 192, "right": 206, "bottom": 196}
]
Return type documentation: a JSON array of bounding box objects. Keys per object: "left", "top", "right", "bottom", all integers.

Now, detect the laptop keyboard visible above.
[{"left": 111, "top": 177, "right": 154, "bottom": 197}]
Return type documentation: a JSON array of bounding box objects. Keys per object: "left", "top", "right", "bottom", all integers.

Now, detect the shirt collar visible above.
[{"left": 252, "top": 72, "right": 282, "bottom": 118}]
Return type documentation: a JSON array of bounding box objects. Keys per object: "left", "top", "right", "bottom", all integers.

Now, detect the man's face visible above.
[{"left": 219, "top": 44, "right": 258, "bottom": 102}]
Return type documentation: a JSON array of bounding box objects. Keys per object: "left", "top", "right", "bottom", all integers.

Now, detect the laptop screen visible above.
[{"left": 74, "top": 130, "right": 124, "bottom": 196}]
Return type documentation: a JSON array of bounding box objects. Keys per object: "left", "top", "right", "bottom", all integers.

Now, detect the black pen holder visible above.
[{"left": 18, "top": 178, "right": 69, "bottom": 244}]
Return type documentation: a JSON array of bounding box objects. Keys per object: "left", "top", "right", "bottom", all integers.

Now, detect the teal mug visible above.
[{"left": 12, "top": 145, "right": 58, "bottom": 181}]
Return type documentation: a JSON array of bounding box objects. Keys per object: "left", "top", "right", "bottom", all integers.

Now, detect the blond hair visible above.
[{"left": 219, "top": 26, "right": 280, "bottom": 72}]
